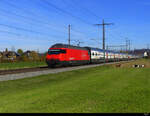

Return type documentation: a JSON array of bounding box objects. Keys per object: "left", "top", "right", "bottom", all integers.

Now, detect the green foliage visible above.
[
  {"left": 0, "top": 48, "right": 47, "bottom": 63},
  {"left": 39, "top": 55, "right": 46, "bottom": 62},
  {"left": 5, "top": 48, "right": 8, "bottom": 52},
  {"left": 19, "top": 54, "right": 29, "bottom": 62},
  {"left": 0, "top": 65, "right": 150, "bottom": 113},
  {"left": 17, "top": 49, "right": 23, "bottom": 55},
  {"left": 0, "top": 61, "right": 46, "bottom": 70},
  {"left": 30, "top": 51, "right": 40, "bottom": 61}
]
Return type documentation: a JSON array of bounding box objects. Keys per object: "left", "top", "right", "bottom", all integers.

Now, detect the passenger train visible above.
[{"left": 46, "top": 43, "right": 138, "bottom": 67}]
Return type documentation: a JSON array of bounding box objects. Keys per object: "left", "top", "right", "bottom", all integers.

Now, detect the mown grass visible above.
[
  {"left": 0, "top": 61, "right": 47, "bottom": 70},
  {"left": 0, "top": 59, "right": 150, "bottom": 113}
]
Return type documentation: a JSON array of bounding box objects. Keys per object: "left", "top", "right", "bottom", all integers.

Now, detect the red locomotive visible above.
[{"left": 46, "top": 44, "right": 90, "bottom": 67}]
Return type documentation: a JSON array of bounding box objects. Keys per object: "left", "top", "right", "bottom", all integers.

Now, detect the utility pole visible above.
[
  {"left": 106, "top": 45, "right": 109, "bottom": 50},
  {"left": 126, "top": 38, "right": 131, "bottom": 53},
  {"left": 94, "top": 19, "right": 113, "bottom": 63},
  {"left": 126, "top": 39, "right": 127, "bottom": 52},
  {"left": 128, "top": 40, "right": 131, "bottom": 52},
  {"left": 147, "top": 44, "right": 149, "bottom": 50},
  {"left": 68, "top": 24, "right": 71, "bottom": 45}
]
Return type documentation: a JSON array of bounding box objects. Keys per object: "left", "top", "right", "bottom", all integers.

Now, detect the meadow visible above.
[
  {"left": 0, "top": 61, "right": 47, "bottom": 70},
  {"left": 0, "top": 59, "right": 149, "bottom": 113}
]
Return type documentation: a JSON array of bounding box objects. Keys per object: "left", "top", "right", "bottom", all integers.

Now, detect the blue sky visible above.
[{"left": 0, "top": 0, "right": 150, "bottom": 53}]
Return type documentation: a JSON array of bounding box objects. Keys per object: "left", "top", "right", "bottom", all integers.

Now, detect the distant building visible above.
[
  {"left": 23, "top": 50, "right": 32, "bottom": 57},
  {"left": 2, "top": 51, "right": 20, "bottom": 60},
  {"left": 144, "top": 52, "right": 148, "bottom": 57},
  {"left": 144, "top": 51, "right": 149, "bottom": 58},
  {"left": 131, "top": 49, "right": 150, "bottom": 57},
  {"left": 22, "top": 50, "right": 40, "bottom": 61}
]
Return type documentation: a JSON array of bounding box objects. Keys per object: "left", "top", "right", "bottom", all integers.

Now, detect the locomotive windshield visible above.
[{"left": 48, "top": 49, "right": 66, "bottom": 55}]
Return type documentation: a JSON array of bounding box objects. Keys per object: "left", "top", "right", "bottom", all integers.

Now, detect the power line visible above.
[
  {"left": 0, "top": 23, "right": 65, "bottom": 39},
  {"left": 147, "top": 44, "right": 150, "bottom": 50},
  {"left": 62, "top": 0, "right": 102, "bottom": 20},
  {"left": 0, "top": 8, "right": 89, "bottom": 43},
  {"left": 1, "top": 0, "right": 67, "bottom": 29},
  {"left": 0, "top": 30, "right": 21, "bottom": 36},
  {"left": 40, "top": 0, "right": 92, "bottom": 26},
  {"left": 1, "top": 0, "right": 101, "bottom": 38},
  {"left": 129, "top": 40, "right": 131, "bottom": 51},
  {"left": 0, "top": 23, "right": 46, "bottom": 35},
  {"left": 1, "top": 0, "right": 98, "bottom": 42},
  {"left": 0, "top": 8, "right": 67, "bottom": 33},
  {"left": 94, "top": 19, "right": 113, "bottom": 63},
  {"left": 67, "top": 27, "right": 98, "bottom": 47},
  {"left": 94, "top": 19, "right": 113, "bottom": 49},
  {"left": 0, "top": 30, "right": 65, "bottom": 43},
  {"left": 126, "top": 38, "right": 128, "bottom": 52},
  {"left": 71, "top": 39, "right": 84, "bottom": 46},
  {"left": 125, "top": 38, "right": 132, "bottom": 52},
  {"left": 107, "top": 45, "right": 127, "bottom": 51},
  {"left": 68, "top": 24, "right": 71, "bottom": 45},
  {"left": 71, "top": 27, "right": 97, "bottom": 42},
  {"left": 0, "top": 12, "right": 83, "bottom": 38}
]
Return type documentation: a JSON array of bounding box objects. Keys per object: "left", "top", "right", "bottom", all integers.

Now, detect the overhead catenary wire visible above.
[
  {"left": 1, "top": 0, "right": 68, "bottom": 29},
  {"left": 0, "top": 0, "right": 117, "bottom": 51},
  {"left": 0, "top": 23, "right": 67, "bottom": 39},
  {"left": 0, "top": 30, "right": 21, "bottom": 36},
  {"left": 0, "top": 8, "right": 68, "bottom": 33},
  {"left": 63, "top": 0, "right": 103, "bottom": 20},
  {"left": 0, "top": 30, "right": 66, "bottom": 43},
  {"left": 56, "top": 0, "right": 104, "bottom": 44},
  {"left": 40, "top": 0, "right": 93, "bottom": 26},
  {"left": 50, "top": 0, "right": 100, "bottom": 41},
  {"left": 0, "top": 12, "right": 93, "bottom": 47},
  {"left": 0, "top": 0, "right": 98, "bottom": 39},
  {"left": 0, "top": 2, "right": 90, "bottom": 37}
]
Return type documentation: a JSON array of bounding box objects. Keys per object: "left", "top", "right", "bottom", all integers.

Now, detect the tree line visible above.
[{"left": 0, "top": 48, "right": 47, "bottom": 63}]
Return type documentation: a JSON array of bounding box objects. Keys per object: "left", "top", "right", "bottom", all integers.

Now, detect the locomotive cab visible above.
[{"left": 46, "top": 48, "right": 67, "bottom": 67}]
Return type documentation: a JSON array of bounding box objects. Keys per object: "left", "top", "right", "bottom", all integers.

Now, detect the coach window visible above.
[
  {"left": 92, "top": 52, "right": 94, "bottom": 56},
  {"left": 96, "top": 53, "right": 97, "bottom": 56}
]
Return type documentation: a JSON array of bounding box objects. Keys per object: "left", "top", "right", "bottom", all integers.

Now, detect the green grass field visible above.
[
  {"left": 0, "top": 59, "right": 150, "bottom": 113},
  {"left": 0, "top": 61, "right": 47, "bottom": 70}
]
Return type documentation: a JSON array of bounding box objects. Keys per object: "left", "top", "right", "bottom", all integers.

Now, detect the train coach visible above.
[{"left": 46, "top": 43, "right": 138, "bottom": 67}]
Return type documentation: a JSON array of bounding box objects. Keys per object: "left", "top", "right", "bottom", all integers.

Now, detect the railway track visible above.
[
  {"left": 0, "top": 66, "right": 49, "bottom": 75},
  {"left": 0, "top": 60, "right": 134, "bottom": 76},
  {"left": 0, "top": 60, "right": 135, "bottom": 82}
]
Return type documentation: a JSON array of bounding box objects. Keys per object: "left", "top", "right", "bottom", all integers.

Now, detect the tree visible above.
[
  {"left": 20, "top": 54, "right": 28, "bottom": 62},
  {"left": 5, "top": 48, "right": 8, "bottom": 52},
  {"left": 30, "top": 51, "right": 40, "bottom": 61},
  {"left": 17, "top": 49, "right": 23, "bottom": 55}
]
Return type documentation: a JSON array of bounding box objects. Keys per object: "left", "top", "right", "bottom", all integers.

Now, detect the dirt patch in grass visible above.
[{"left": 111, "top": 59, "right": 150, "bottom": 68}]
